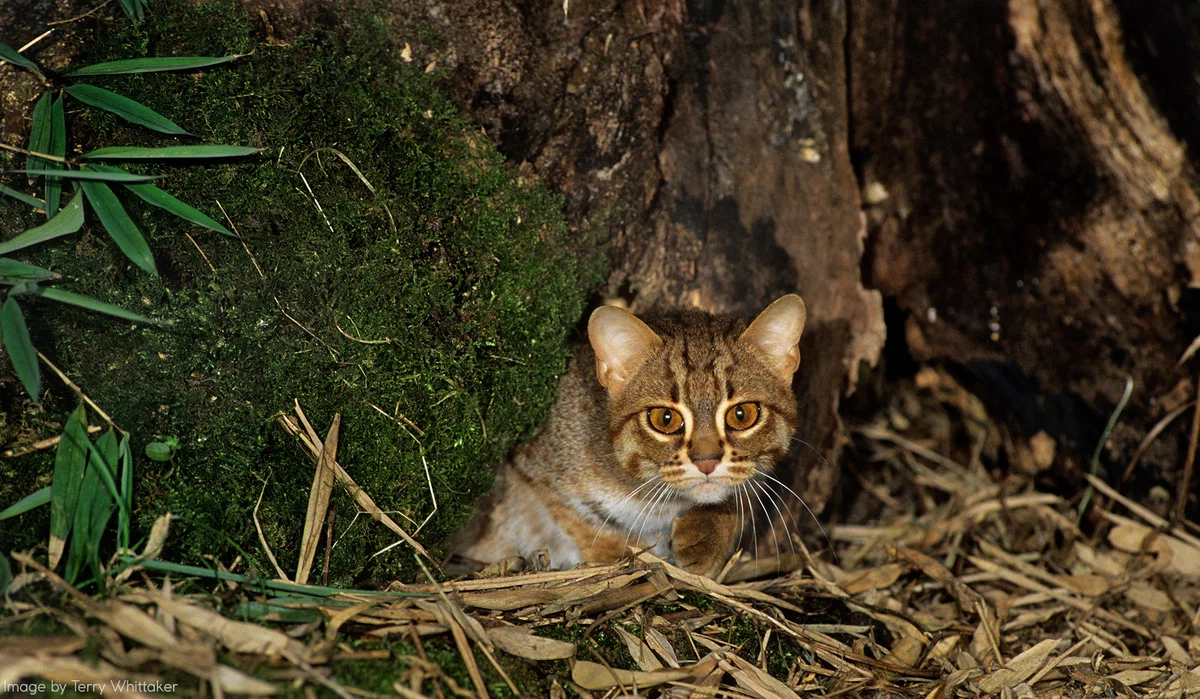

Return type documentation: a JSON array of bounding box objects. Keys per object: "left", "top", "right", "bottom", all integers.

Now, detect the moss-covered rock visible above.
[{"left": 0, "top": 0, "right": 604, "bottom": 585}]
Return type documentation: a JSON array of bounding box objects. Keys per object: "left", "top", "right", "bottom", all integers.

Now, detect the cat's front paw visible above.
[{"left": 671, "top": 504, "right": 740, "bottom": 578}]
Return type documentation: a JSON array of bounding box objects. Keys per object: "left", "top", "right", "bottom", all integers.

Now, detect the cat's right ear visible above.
[{"left": 588, "top": 305, "right": 663, "bottom": 396}]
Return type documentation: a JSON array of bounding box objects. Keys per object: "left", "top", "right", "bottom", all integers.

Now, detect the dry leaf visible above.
[
  {"left": 1162, "top": 635, "right": 1192, "bottom": 665},
  {"left": 978, "top": 638, "right": 1060, "bottom": 693},
  {"left": 487, "top": 626, "right": 576, "bottom": 660},
  {"left": 460, "top": 588, "right": 562, "bottom": 610},
  {"left": 644, "top": 626, "right": 680, "bottom": 668},
  {"left": 838, "top": 563, "right": 904, "bottom": 595},
  {"left": 1054, "top": 574, "right": 1111, "bottom": 597},
  {"left": 723, "top": 653, "right": 801, "bottom": 699},
  {"left": 885, "top": 635, "right": 924, "bottom": 667},
  {"left": 571, "top": 658, "right": 715, "bottom": 691},
  {"left": 616, "top": 626, "right": 663, "bottom": 671},
  {"left": 1126, "top": 582, "right": 1175, "bottom": 613},
  {"left": 156, "top": 597, "right": 304, "bottom": 657},
  {"left": 296, "top": 413, "right": 339, "bottom": 585},
  {"left": 216, "top": 664, "right": 280, "bottom": 695}
]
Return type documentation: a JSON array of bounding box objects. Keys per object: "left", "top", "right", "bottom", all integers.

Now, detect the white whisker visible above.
[
  {"left": 741, "top": 483, "right": 759, "bottom": 575},
  {"left": 758, "top": 476, "right": 802, "bottom": 533},
  {"left": 747, "top": 479, "right": 780, "bottom": 558},
  {"left": 750, "top": 478, "right": 795, "bottom": 555},
  {"left": 624, "top": 482, "right": 668, "bottom": 554},
  {"left": 755, "top": 468, "right": 839, "bottom": 565},
  {"left": 637, "top": 483, "right": 675, "bottom": 551},
  {"left": 590, "top": 476, "right": 661, "bottom": 554}
]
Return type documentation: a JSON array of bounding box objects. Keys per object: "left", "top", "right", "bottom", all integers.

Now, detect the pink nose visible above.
[{"left": 693, "top": 459, "right": 719, "bottom": 475}]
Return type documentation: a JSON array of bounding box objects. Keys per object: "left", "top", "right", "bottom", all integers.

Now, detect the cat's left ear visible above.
[{"left": 739, "top": 294, "right": 807, "bottom": 379}]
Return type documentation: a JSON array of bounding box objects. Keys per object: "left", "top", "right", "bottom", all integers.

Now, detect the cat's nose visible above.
[{"left": 693, "top": 458, "right": 720, "bottom": 475}]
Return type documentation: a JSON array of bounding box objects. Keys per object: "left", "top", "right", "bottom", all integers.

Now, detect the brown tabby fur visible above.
[{"left": 446, "top": 296, "right": 806, "bottom": 578}]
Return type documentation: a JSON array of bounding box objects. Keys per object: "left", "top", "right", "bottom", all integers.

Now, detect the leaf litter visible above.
[{"left": 6, "top": 373, "right": 1200, "bottom": 697}]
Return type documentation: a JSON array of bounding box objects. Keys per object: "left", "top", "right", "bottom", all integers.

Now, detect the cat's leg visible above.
[
  {"left": 670, "top": 500, "right": 742, "bottom": 578},
  {"left": 445, "top": 463, "right": 582, "bottom": 572}
]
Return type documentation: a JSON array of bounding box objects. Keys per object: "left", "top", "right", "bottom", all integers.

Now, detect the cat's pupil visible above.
[
  {"left": 734, "top": 406, "right": 745, "bottom": 422},
  {"left": 662, "top": 409, "right": 673, "bottom": 425}
]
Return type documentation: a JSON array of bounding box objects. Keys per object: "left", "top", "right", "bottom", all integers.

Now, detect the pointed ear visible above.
[
  {"left": 588, "top": 305, "right": 663, "bottom": 396},
  {"left": 739, "top": 294, "right": 807, "bottom": 379}
]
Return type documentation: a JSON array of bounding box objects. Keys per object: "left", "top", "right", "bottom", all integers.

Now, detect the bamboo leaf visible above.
[
  {"left": 0, "top": 259, "right": 57, "bottom": 282},
  {"left": 118, "top": 433, "right": 133, "bottom": 551},
  {"left": 88, "top": 165, "right": 235, "bottom": 237},
  {"left": 3, "top": 169, "right": 158, "bottom": 183},
  {"left": 67, "top": 430, "right": 117, "bottom": 583},
  {"left": 35, "top": 287, "right": 159, "bottom": 324},
  {"left": 0, "top": 192, "right": 84, "bottom": 256},
  {"left": 0, "top": 42, "right": 44, "bottom": 79},
  {"left": 79, "top": 178, "right": 157, "bottom": 276},
  {"left": 116, "top": 0, "right": 138, "bottom": 21},
  {"left": 49, "top": 403, "right": 89, "bottom": 570},
  {"left": 45, "top": 96, "right": 66, "bottom": 218},
  {"left": 65, "top": 55, "right": 243, "bottom": 77},
  {"left": 82, "top": 145, "right": 259, "bottom": 160},
  {"left": 64, "top": 84, "right": 189, "bottom": 136},
  {"left": 0, "top": 486, "right": 52, "bottom": 520},
  {"left": 27, "top": 92, "right": 52, "bottom": 173},
  {"left": 0, "top": 184, "right": 45, "bottom": 210},
  {"left": 0, "top": 297, "right": 39, "bottom": 401}
]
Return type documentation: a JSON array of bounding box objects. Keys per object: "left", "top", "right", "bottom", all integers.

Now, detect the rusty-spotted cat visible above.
[{"left": 446, "top": 295, "right": 807, "bottom": 578}]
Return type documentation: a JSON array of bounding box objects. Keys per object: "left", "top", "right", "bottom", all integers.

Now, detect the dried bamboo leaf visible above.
[
  {"left": 616, "top": 626, "right": 664, "bottom": 671},
  {"left": 724, "top": 653, "right": 801, "bottom": 699},
  {"left": 978, "top": 638, "right": 1060, "bottom": 693},
  {"left": 571, "top": 659, "right": 711, "bottom": 691},
  {"left": 487, "top": 625, "right": 576, "bottom": 660},
  {"left": 296, "top": 414, "right": 339, "bottom": 585},
  {"left": 155, "top": 597, "right": 305, "bottom": 657}
]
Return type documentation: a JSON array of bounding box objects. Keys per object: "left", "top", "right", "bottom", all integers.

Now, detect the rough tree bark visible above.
[{"left": 850, "top": 0, "right": 1200, "bottom": 507}]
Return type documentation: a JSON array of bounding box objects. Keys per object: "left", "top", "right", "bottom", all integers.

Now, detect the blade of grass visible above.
[
  {"left": 125, "top": 558, "right": 430, "bottom": 597},
  {"left": 0, "top": 485, "right": 52, "bottom": 520},
  {"left": 3, "top": 169, "right": 159, "bottom": 183},
  {"left": 118, "top": 433, "right": 132, "bottom": 551},
  {"left": 49, "top": 403, "right": 89, "bottom": 570},
  {"left": 0, "top": 554, "right": 9, "bottom": 595},
  {"left": 0, "top": 191, "right": 84, "bottom": 256},
  {"left": 0, "top": 259, "right": 57, "bottom": 282},
  {"left": 35, "top": 287, "right": 158, "bottom": 324},
  {"left": 0, "top": 184, "right": 45, "bottom": 210},
  {"left": 91, "top": 165, "right": 234, "bottom": 236},
  {"left": 82, "top": 145, "right": 259, "bottom": 160},
  {"left": 65, "top": 55, "right": 244, "bottom": 77},
  {"left": 64, "top": 84, "right": 189, "bottom": 136},
  {"left": 0, "top": 297, "right": 39, "bottom": 401},
  {"left": 0, "top": 42, "right": 45, "bottom": 79},
  {"left": 45, "top": 95, "right": 66, "bottom": 218},
  {"left": 79, "top": 178, "right": 157, "bottom": 275},
  {"left": 66, "top": 430, "right": 117, "bottom": 584},
  {"left": 27, "top": 92, "right": 52, "bottom": 174}
]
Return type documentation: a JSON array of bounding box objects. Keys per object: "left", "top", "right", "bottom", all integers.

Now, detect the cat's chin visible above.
[{"left": 683, "top": 480, "right": 733, "bottom": 504}]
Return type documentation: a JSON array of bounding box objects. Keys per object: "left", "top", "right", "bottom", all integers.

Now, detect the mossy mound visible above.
[{"left": 0, "top": 1, "right": 603, "bottom": 585}]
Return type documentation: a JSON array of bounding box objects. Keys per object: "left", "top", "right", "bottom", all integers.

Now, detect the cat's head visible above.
[{"left": 588, "top": 295, "right": 806, "bottom": 505}]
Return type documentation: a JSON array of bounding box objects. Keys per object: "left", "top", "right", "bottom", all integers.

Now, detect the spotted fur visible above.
[{"left": 446, "top": 296, "right": 807, "bottom": 577}]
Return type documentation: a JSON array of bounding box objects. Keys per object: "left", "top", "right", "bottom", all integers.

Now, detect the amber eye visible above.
[
  {"left": 725, "top": 402, "right": 760, "bottom": 430},
  {"left": 647, "top": 407, "right": 684, "bottom": 434}
]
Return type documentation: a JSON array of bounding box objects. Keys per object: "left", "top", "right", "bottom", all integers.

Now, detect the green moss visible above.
[{"left": 0, "top": 0, "right": 605, "bottom": 585}]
